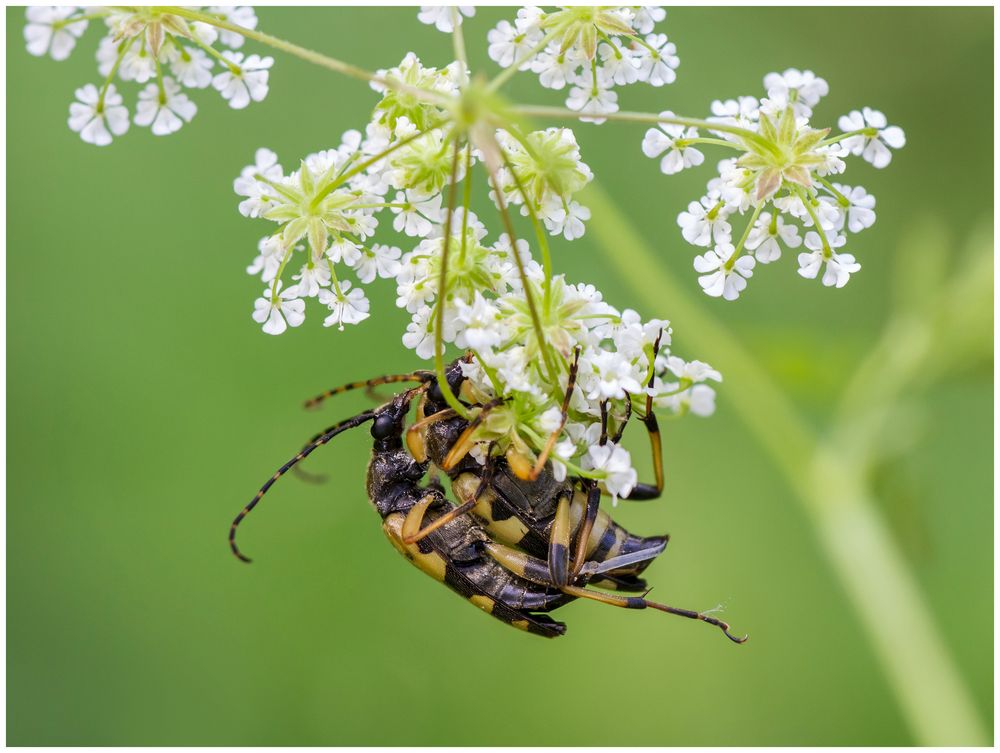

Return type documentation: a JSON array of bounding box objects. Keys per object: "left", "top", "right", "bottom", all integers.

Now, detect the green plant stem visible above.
[
  {"left": 514, "top": 104, "right": 774, "bottom": 152},
  {"left": 582, "top": 182, "right": 987, "bottom": 747},
  {"left": 433, "top": 139, "right": 471, "bottom": 420}
]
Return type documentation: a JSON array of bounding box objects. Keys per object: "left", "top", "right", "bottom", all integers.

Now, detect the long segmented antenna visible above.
[
  {"left": 304, "top": 372, "right": 433, "bottom": 410},
  {"left": 229, "top": 410, "right": 377, "bottom": 563}
]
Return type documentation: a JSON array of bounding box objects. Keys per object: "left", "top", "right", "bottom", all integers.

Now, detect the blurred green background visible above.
[{"left": 7, "top": 6, "right": 993, "bottom": 746}]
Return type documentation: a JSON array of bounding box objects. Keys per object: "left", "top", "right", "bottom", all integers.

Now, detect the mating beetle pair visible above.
[{"left": 230, "top": 352, "right": 746, "bottom": 643}]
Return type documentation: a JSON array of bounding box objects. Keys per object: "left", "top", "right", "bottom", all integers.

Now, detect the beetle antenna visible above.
[
  {"left": 230, "top": 410, "right": 377, "bottom": 563},
  {"left": 304, "top": 372, "right": 434, "bottom": 410}
]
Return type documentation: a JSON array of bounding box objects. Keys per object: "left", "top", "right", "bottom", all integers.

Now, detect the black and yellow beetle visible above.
[{"left": 230, "top": 360, "right": 747, "bottom": 642}]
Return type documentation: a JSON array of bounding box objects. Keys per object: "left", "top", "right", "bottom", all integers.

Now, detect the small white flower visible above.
[
  {"left": 838, "top": 108, "right": 906, "bottom": 168},
  {"left": 532, "top": 45, "right": 583, "bottom": 90},
  {"left": 488, "top": 19, "right": 542, "bottom": 69},
  {"left": 641, "top": 114, "right": 704, "bottom": 175},
  {"left": 391, "top": 191, "right": 441, "bottom": 237},
  {"left": 566, "top": 84, "right": 618, "bottom": 125},
  {"left": 710, "top": 96, "right": 760, "bottom": 127},
  {"left": 234, "top": 148, "right": 283, "bottom": 218},
  {"left": 764, "top": 68, "right": 828, "bottom": 117},
  {"left": 583, "top": 350, "right": 644, "bottom": 401},
  {"left": 665, "top": 356, "right": 722, "bottom": 384},
  {"left": 693, "top": 243, "right": 756, "bottom": 301},
  {"left": 543, "top": 199, "right": 591, "bottom": 241},
  {"left": 402, "top": 305, "right": 436, "bottom": 359},
  {"left": 632, "top": 6, "right": 666, "bottom": 35},
  {"left": 598, "top": 43, "right": 641, "bottom": 86},
  {"left": 134, "top": 77, "right": 197, "bottom": 136},
  {"left": 292, "top": 261, "right": 332, "bottom": 298},
  {"left": 658, "top": 383, "right": 717, "bottom": 417},
  {"left": 417, "top": 6, "right": 474, "bottom": 33},
  {"left": 745, "top": 211, "right": 802, "bottom": 263},
  {"left": 208, "top": 6, "right": 258, "bottom": 49},
  {"left": 454, "top": 291, "right": 502, "bottom": 351},
  {"left": 24, "top": 6, "right": 85, "bottom": 61},
  {"left": 798, "top": 232, "right": 858, "bottom": 288},
  {"left": 67, "top": 84, "right": 129, "bottom": 146},
  {"left": 634, "top": 34, "right": 679, "bottom": 87},
  {"left": 319, "top": 281, "right": 370, "bottom": 330},
  {"left": 354, "top": 244, "right": 402, "bottom": 284},
  {"left": 252, "top": 282, "right": 305, "bottom": 336},
  {"left": 247, "top": 235, "right": 284, "bottom": 283},
  {"left": 327, "top": 239, "right": 363, "bottom": 267},
  {"left": 585, "top": 442, "right": 637, "bottom": 502},
  {"left": 170, "top": 47, "right": 214, "bottom": 89},
  {"left": 678, "top": 195, "right": 732, "bottom": 247},
  {"left": 119, "top": 44, "right": 157, "bottom": 84},
  {"left": 212, "top": 52, "right": 273, "bottom": 110},
  {"left": 831, "top": 184, "right": 876, "bottom": 233}
]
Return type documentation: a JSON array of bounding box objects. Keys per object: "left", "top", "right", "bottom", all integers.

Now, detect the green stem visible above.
[
  {"left": 497, "top": 144, "right": 553, "bottom": 306},
  {"left": 184, "top": 27, "right": 239, "bottom": 71},
  {"left": 55, "top": 10, "right": 110, "bottom": 27},
  {"left": 478, "top": 133, "right": 560, "bottom": 386},
  {"left": 795, "top": 184, "right": 832, "bottom": 257},
  {"left": 723, "top": 203, "right": 763, "bottom": 271},
  {"left": 450, "top": 8, "right": 468, "bottom": 72},
  {"left": 514, "top": 104, "right": 777, "bottom": 155},
  {"left": 433, "top": 138, "right": 472, "bottom": 420},
  {"left": 819, "top": 128, "right": 872, "bottom": 147},
  {"left": 816, "top": 176, "right": 850, "bottom": 206},
  {"left": 678, "top": 137, "right": 743, "bottom": 150},
  {"left": 97, "top": 35, "right": 135, "bottom": 110},
  {"left": 458, "top": 145, "right": 473, "bottom": 265},
  {"left": 582, "top": 181, "right": 987, "bottom": 747}
]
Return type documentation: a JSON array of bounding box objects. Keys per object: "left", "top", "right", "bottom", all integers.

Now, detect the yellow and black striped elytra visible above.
[
  {"left": 413, "top": 357, "right": 670, "bottom": 594},
  {"left": 230, "top": 359, "right": 748, "bottom": 643}
]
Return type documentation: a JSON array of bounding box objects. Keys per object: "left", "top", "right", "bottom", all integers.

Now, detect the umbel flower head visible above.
[
  {"left": 481, "top": 6, "right": 676, "bottom": 124},
  {"left": 25, "top": 6, "right": 271, "bottom": 144},
  {"left": 641, "top": 68, "right": 905, "bottom": 299}
]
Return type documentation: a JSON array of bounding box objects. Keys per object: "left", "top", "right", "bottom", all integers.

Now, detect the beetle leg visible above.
[
  {"left": 304, "top": 371, "right": 433, "bottom": 410},
  {"left": 405, "top": 407, "right": 456, "bottom": 462},
  {"left": 570, "top": 481, "right": 601, "bottom": 579},
  {"left": 559, "top": 585, "right": 748, "bottom": 644},
  {"left": 547, "top": 492, "right": 573, "bottom": 587},
  {"left": 516, "top": 347, "right": 581, "bottom": 481},
  {"left": 440, "top": 398, "right": 504, "bottom": 471},
  {"left": 621, "top": 329, "right": 666, "bottom": 500},
  {"left": 400, "top": 493, "right": 439, "bottom": 543},
  {"left": 482, "top": 541, "right": 556, "bottom": 586},
  {"left": 404, "top": 443, "right": 498, "bottom": 545}
]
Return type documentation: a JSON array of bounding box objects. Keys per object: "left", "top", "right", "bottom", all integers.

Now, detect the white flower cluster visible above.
[
  {"left": 233, "top": 47, "right": 719, "bottom": 495},
  {"left": 485, "top": 6, "right": 676, "bottom": 124},
  {"left": 641, "top": 69, "right": 905, "bottom": 299},
  {"left": 25, "top": 6, "right": 270, "bottom": 145},
  {"left": 452, "top": 282, "right": 721, "bottom": 500},
  {"left": 239, "top": 51, "right": 607, "bottom": 337}
]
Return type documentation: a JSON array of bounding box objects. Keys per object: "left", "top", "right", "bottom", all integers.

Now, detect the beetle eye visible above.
[{"left": 371, "top": 413, "right": 397, "bottom": 440}]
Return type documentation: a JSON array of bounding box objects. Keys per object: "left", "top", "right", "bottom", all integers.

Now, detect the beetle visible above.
[
  {"left": 405, "top": 352, "right": 670, "bottom": 593},
  {"left": 304, "top": 342, "right": 670, "bottom": 594},
  {"left": 230, "top": 370, "right": 748, "bottom": 642}
]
